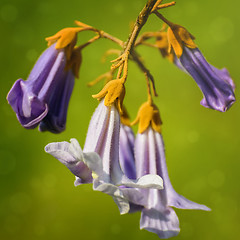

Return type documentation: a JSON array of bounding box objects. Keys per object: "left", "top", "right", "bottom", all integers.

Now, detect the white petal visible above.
[
  {"left": 82, "top": 152, "right": 103, "bottom": 176},
  {"left": 93, "top": 179, "right": 130, "bottom": 214},
  {"left": 121, "top": 174, "right": 163, "bottom": 190},
  {"left": 83, "top": 100, "right": 108, "bottom": 152},
  {"left": 45, "top": 140, "right": 82, "bottom": 165},
  {"left": 112, "top": 197, "right": 130, "bottom": 215}
]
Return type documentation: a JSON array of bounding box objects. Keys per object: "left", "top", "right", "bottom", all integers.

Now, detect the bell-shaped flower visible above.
[
  {"left": 167, "top": 24, "right": 235, "bottom": 112},
  {"left": 119, "top": 107, "right": 136, "bottom": 180},
  {"left": 45, "top": 99, "right": 163, "bottom": 214},
  {"left": 133, "top": 100, "right": 210, "bottom": 238},
  {"left": 7, "top": 28, "right": 82, "bottom": 133}
]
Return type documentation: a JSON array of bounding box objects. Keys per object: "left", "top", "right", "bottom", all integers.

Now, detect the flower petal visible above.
[
  {"left": 45, "top": 139, "right": 92, "bottom": 183},
  {"left": 180, "top": 47, "right": 235, "bottom": 112},
  {"left": 140, "top": 207, "right": 180, "bottom": 239},
  {"left": 121, "top": 174, "right": 163, "bottom": 190},
  {"left": 93, "top": 179, "right": 130, "bottom": 215},
  {"left": 84, "top": 100, "right": 123, "bottom": 184},
  {"left": 39, "top": 70, "right": 75, "bottom": 133},
  {"left": 119, "top": 124, "right": 136, "bottom": 179}
]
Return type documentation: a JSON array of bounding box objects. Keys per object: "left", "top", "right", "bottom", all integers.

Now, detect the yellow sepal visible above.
[
  {"left": 46, "top": 27, "right": 82, "bottom": 49},
  {"left": 92, "top": 79, "right": 125, "bottom": 113},
  {"left": 132, "top": 101, "right": 162, "bottom": 134},
  {"left": 167, "top": 27, "right": 183, "bottom": 58},
  {"left": 65, "top": 47, "right": 82, "bottom": 78},
  {"left": 156, "top": 32, "right": 168, "bottom": 49},
  {"left": 46, "top": 27, "right": 82, "bottom": 60},
  {"left": 167, "top": 25, "right": 197, "bottom": 58},
  {"left": 156, "top": 32, "right": 175, "bottom": 62},
  {"left": 120, "top": 106, "right": 131, "bottom": 126}
]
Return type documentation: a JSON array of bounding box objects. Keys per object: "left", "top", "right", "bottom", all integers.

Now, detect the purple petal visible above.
[
  {"left": 6, "top": 43, "right": 74, "bottom": 133},
  {"left": 140, "top": 207, "right": 180, "bottom": 239},
  {"left": 179, "top": 47, "right": 235, "bottom": 112},
  {"left": 39, "top": 70, "right": 75, "bottom": 133},
  {"left": 84, "top": 100, "right": 123, "bottom": 184},
  {"left": 27, "top": 44, "right": 59, "bottom": 88},
  {"left": 119, "top": 124, "right": 136, "bottom": 179},
  {"left": 45, "top": 139, "right": 92, "bottom": 184},
  {"left": 135, "top": 127, "right": 210, "bottom": 237},
  {"left": 7, "top": 79, "right": 48, "bottom": 129}
]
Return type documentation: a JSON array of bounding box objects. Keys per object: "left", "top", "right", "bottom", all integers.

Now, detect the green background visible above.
[{"left": 0, "top": 0, "right": 239, "bottom": 239}]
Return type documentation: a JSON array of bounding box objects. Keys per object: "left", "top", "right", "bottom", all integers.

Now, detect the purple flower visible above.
[
  {"left": 167, "top": 25, "right": 235, "bottom": 112},
  {"left": 131, "top": 99, "right": 210, "bottom": 238},
  {"left": 45, "top": 100, "right": 163, "bottom": 214},
  {"left": 179, "top": 47, "right": 235, "bottom": 112},
  {"left": 7, "top": 27, "right": 83, "bottom": 133},
  {"left": 135, "top": 127, "right": 210, "bottom": 238},
  {"left": 7, "top": 43, "right": 74, "bottom": 133},
  {"left": 119, "top": 123, "right": 136, "bottom": 180}
]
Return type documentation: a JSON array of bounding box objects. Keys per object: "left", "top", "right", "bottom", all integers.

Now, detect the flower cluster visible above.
[{"left": 6, "top": 0, "right": 236, "bottom": 239}]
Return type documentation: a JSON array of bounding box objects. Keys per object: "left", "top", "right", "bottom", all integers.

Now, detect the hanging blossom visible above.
[
  {"left": 45, "top": 80, "right": 163, "bottom": 214},
  {"left": 7, "top": 28, "right": 83, "bottom": 133},
  {"left": 118, "top": 108, "right": 147, "bottom": 213},
  {"left": 119, "top": 107, "right": 136, "bottom": 180},
  {"left": 132, "top": 99, "right": 210, "bottom": 239},
  {"left": 165, "top": 23, "right": 236, "bottom": 112}
]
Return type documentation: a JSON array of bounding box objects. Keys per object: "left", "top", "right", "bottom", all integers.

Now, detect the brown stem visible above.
[
  {"left": 154, "top": 11, "right": 174, "bottom": 27},
  {"left": 131, "top": 51, "right": 158, "bottom": 97},
  {"left": 124, "top": 0, "right": 157, "bottom": 54},
  {"left": 156, "top": 1, "right": 176, "bottom": 10},
  {"left": 100, "top": 31, "right": 124, "bottom": 48}
]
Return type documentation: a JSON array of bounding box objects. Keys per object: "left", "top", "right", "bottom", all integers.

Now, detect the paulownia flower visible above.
[
  {"left": 7, "top": 28, "right": 82, "bottom": 133},
  {"left": 45, "top": 100, "right": 163, "bottom": 214},
  {"left": 167, "top": 24, "right": 235, "bottom": 112},
  {"left": 119, "top": 107, "right": 136, "bottom": 180},
  {"left": 133, "top": 100, "right": 210, "bottom": 238}
]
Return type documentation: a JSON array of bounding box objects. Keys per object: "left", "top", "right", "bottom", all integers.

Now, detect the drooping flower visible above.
[
  {"left": 46, "top": 98, "right": 163, "bottom": 214},
  {"left": 119, "top": 123, "right": 136, "bottom": 180},
  {"left": 167, "top": 24, "right": 235, "bottom": 112},
  {"left": 7, "top": 28, "right": 82, "bottom": 133},
  {"left": 133, "top": 100, "right": 210, "bottom": 238}
]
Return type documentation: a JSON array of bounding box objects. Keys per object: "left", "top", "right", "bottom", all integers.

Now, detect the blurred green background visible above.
[{"left": 0, "top": 0, "right": 239, "bottom": 239}]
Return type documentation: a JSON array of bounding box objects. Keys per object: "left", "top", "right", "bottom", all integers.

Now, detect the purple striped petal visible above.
[
  {"left": 119, "top": 124, "right": 136, "bottom": 179},
  {"left": 140, "top": 207, "right": 180, "bottom": 239},
  {"left": 7, "top": 43, "right": 74, "bottom": 133},
  {"left": 39, "top": 70, "right": 75, "bottom": 133},
  {"left": 179, "top": 47, "right": 235, "bottom": 112},
  {"left": 135, "top": 127, "right": 210, "bottom": 237},
  {"left": 84, "top": 100, "right": 123, "bottom": 184}
]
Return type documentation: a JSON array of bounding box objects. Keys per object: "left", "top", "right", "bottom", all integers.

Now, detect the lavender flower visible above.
[
  {"left": 7, "top": 28, "right": 81, "bottom": 133},
  {"left": 133, "top": 100, "right": 210, "bottom": 238},
  {"left": 167, "top": 25, "right": 235, "bottom": 112},
  {"left": 179, "top": 47, "right": 235, "bottom": 112},
  {"left": 45, "top": 100, "right": 163, "bottom": 214},
  {"left": 119, "top": 123, "right": 136, "bottom": 180}
]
